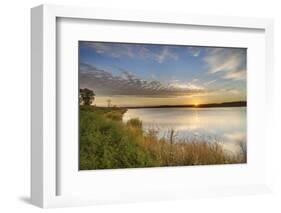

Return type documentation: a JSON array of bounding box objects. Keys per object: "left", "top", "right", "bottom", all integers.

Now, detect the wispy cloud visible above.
[
  {"left": 80, "top": 63, "right": 204, "bottom": 97},
  {"left": 217, "top": 88, "right": 241, "bottom": 95},
  {"left": 222, "top": 69, "right": 246, "bottom": 81},
  {"left": 80, "top": 42, "right": 179, "bottom": 64},
  {"left": 168, "top": 82, "right": 204, "bottom": 91},
  {"left": 156, "top": 47, "right": 178, "bottom": 63},
  {"left": 204, "top": 79, "right": 217, "bottom": 86},
  {"left": 81, "top": 42, "right": 135, "bottom": 58},
  {"left": 187, "top": 47, "right": 201, "bottom": 57},
  {"left": 204, "top": 48, "right": 246, "bottom": 81}
]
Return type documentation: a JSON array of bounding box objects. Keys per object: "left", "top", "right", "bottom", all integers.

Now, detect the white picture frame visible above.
[{"left": 31, "top": 4, "right": 274, "bottom": 208}]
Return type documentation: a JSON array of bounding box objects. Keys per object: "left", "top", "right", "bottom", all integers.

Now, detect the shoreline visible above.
[
  {"left": 92, "top": 101, "right": 247, "bottom": 109},
  {"left": 122, "top": 101, "right": 246, "bottom": 109}
]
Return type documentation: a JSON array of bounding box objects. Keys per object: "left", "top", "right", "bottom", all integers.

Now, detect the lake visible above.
[{"left": 123, "top": 107, "right": 246, "bottom": 154}]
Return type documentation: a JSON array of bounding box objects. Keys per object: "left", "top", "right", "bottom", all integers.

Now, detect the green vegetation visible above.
[
  {"left": 79, "top": 106, "right": 157, "bottom": 170},
  {"left": 79, "top": 105, "right": 245, "bottom": 170}
]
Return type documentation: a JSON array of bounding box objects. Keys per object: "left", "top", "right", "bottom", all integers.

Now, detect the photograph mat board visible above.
[{"left": 57, "top": 17, "right": 266, "bottom": 197}]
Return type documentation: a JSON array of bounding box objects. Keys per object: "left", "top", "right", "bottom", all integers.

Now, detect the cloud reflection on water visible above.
[{"left": 123, "top": 107, "right": 246, "bottom": 154}]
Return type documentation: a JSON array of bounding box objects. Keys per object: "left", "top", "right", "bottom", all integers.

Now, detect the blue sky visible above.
[{"left": 79, "top": 41, "right": 246, "bottom": 107}]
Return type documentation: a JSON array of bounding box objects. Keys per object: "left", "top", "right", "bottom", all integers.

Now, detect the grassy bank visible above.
[{"left": 79, "top": 106, "right": 245, "bottom": 170}]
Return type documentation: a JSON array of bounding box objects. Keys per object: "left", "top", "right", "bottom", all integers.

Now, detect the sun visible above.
[{"left": 194, "top": 102, "right": 199, "bottom": 107}]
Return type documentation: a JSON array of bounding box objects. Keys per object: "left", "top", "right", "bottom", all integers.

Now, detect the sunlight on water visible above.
[{"left": 123, "top": 107, "right": 246, "bottom": 154}]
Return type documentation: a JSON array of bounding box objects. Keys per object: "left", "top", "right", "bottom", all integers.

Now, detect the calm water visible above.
[{"left": 123, "top": 107, "right": 246, "bottom": 153}]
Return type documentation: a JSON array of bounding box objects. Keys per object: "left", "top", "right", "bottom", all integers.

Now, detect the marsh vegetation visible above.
[{"left": 79, "top": 106, "right": 246, "bottom": 170}]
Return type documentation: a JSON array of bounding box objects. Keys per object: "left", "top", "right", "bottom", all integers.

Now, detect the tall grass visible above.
[
  {"left": 79, "top": 106, "right": 245, "bottom": 170},
  {"left": 79, "top": 106, "right": 157, "bottom": 170}
]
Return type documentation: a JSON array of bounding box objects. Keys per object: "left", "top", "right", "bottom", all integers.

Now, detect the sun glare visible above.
[{"left": 194, "top": 102, "right": 199, "bottom": 107}]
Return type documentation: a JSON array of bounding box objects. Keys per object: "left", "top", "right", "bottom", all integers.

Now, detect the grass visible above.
[{"left": 79, "top": 105, "right": 245, "bottom": 170}]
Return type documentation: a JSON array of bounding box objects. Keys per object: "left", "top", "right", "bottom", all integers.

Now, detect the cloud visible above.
[
  {"left": 187, "top": 47, "right": 201, "bottom": 57},
  {"left": 222, "top": 69, "right": 246, "bottom": 81},
  {"left": 81, "top": 42, "right": 135, "bottom": 58},
  {"left": 217, "top": 88, "right": 241, "bottom": 95},
  {"left": 204, "top": 79, "right": 217, "bottom": 86},
  {"left": 80, "top": 63, "right": 204, "bottom": 97},
  {"left": 156, "top": 47, "right": 178, "bottom": 63},
  {"left": 80, "top": 42, "right": 178, "bottom": 64},
  {"left": 221, "top": 132, "right": 246, "bottom": 155},
  {"left": 204, "top": 48, "right": 246, "bottom": 81},
  {"left": 168, "top": 82, "right": 204, "bottom": 91},
  {"left": 224, "top": 132, "right": 246, "bottom": 142},
  {"left": 188, "top": 87, "right": 243, "bottom": 99}
]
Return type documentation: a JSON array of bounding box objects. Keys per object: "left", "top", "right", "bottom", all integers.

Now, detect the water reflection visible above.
[{"left": 123, "top": 107, "right": 246, "bottom": 154}]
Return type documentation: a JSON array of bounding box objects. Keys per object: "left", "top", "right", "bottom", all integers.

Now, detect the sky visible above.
[{"left": 79, "top": 41, "right": 246, "bottom": 107}]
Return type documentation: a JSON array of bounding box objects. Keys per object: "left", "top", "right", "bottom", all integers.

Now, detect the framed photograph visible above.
[{"left": 31, "top": 4, "right": 274, "bottom": 208}]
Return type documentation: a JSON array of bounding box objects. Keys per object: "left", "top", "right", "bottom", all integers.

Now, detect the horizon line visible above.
[{"left": 92, "top": 100, "right": 247, "bottom": 108}]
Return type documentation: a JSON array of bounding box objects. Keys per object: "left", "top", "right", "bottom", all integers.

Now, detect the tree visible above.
[
  {"left": 106, "top": 99, "right": 111, "bottom": 108},
  {"left": 79, "top": 88, "right": 95, "bottom": 105}
]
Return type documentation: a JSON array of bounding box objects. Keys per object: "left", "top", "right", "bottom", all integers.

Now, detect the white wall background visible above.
[{"left": 0, "top": 0, "right": 280, "bottom": 212}]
